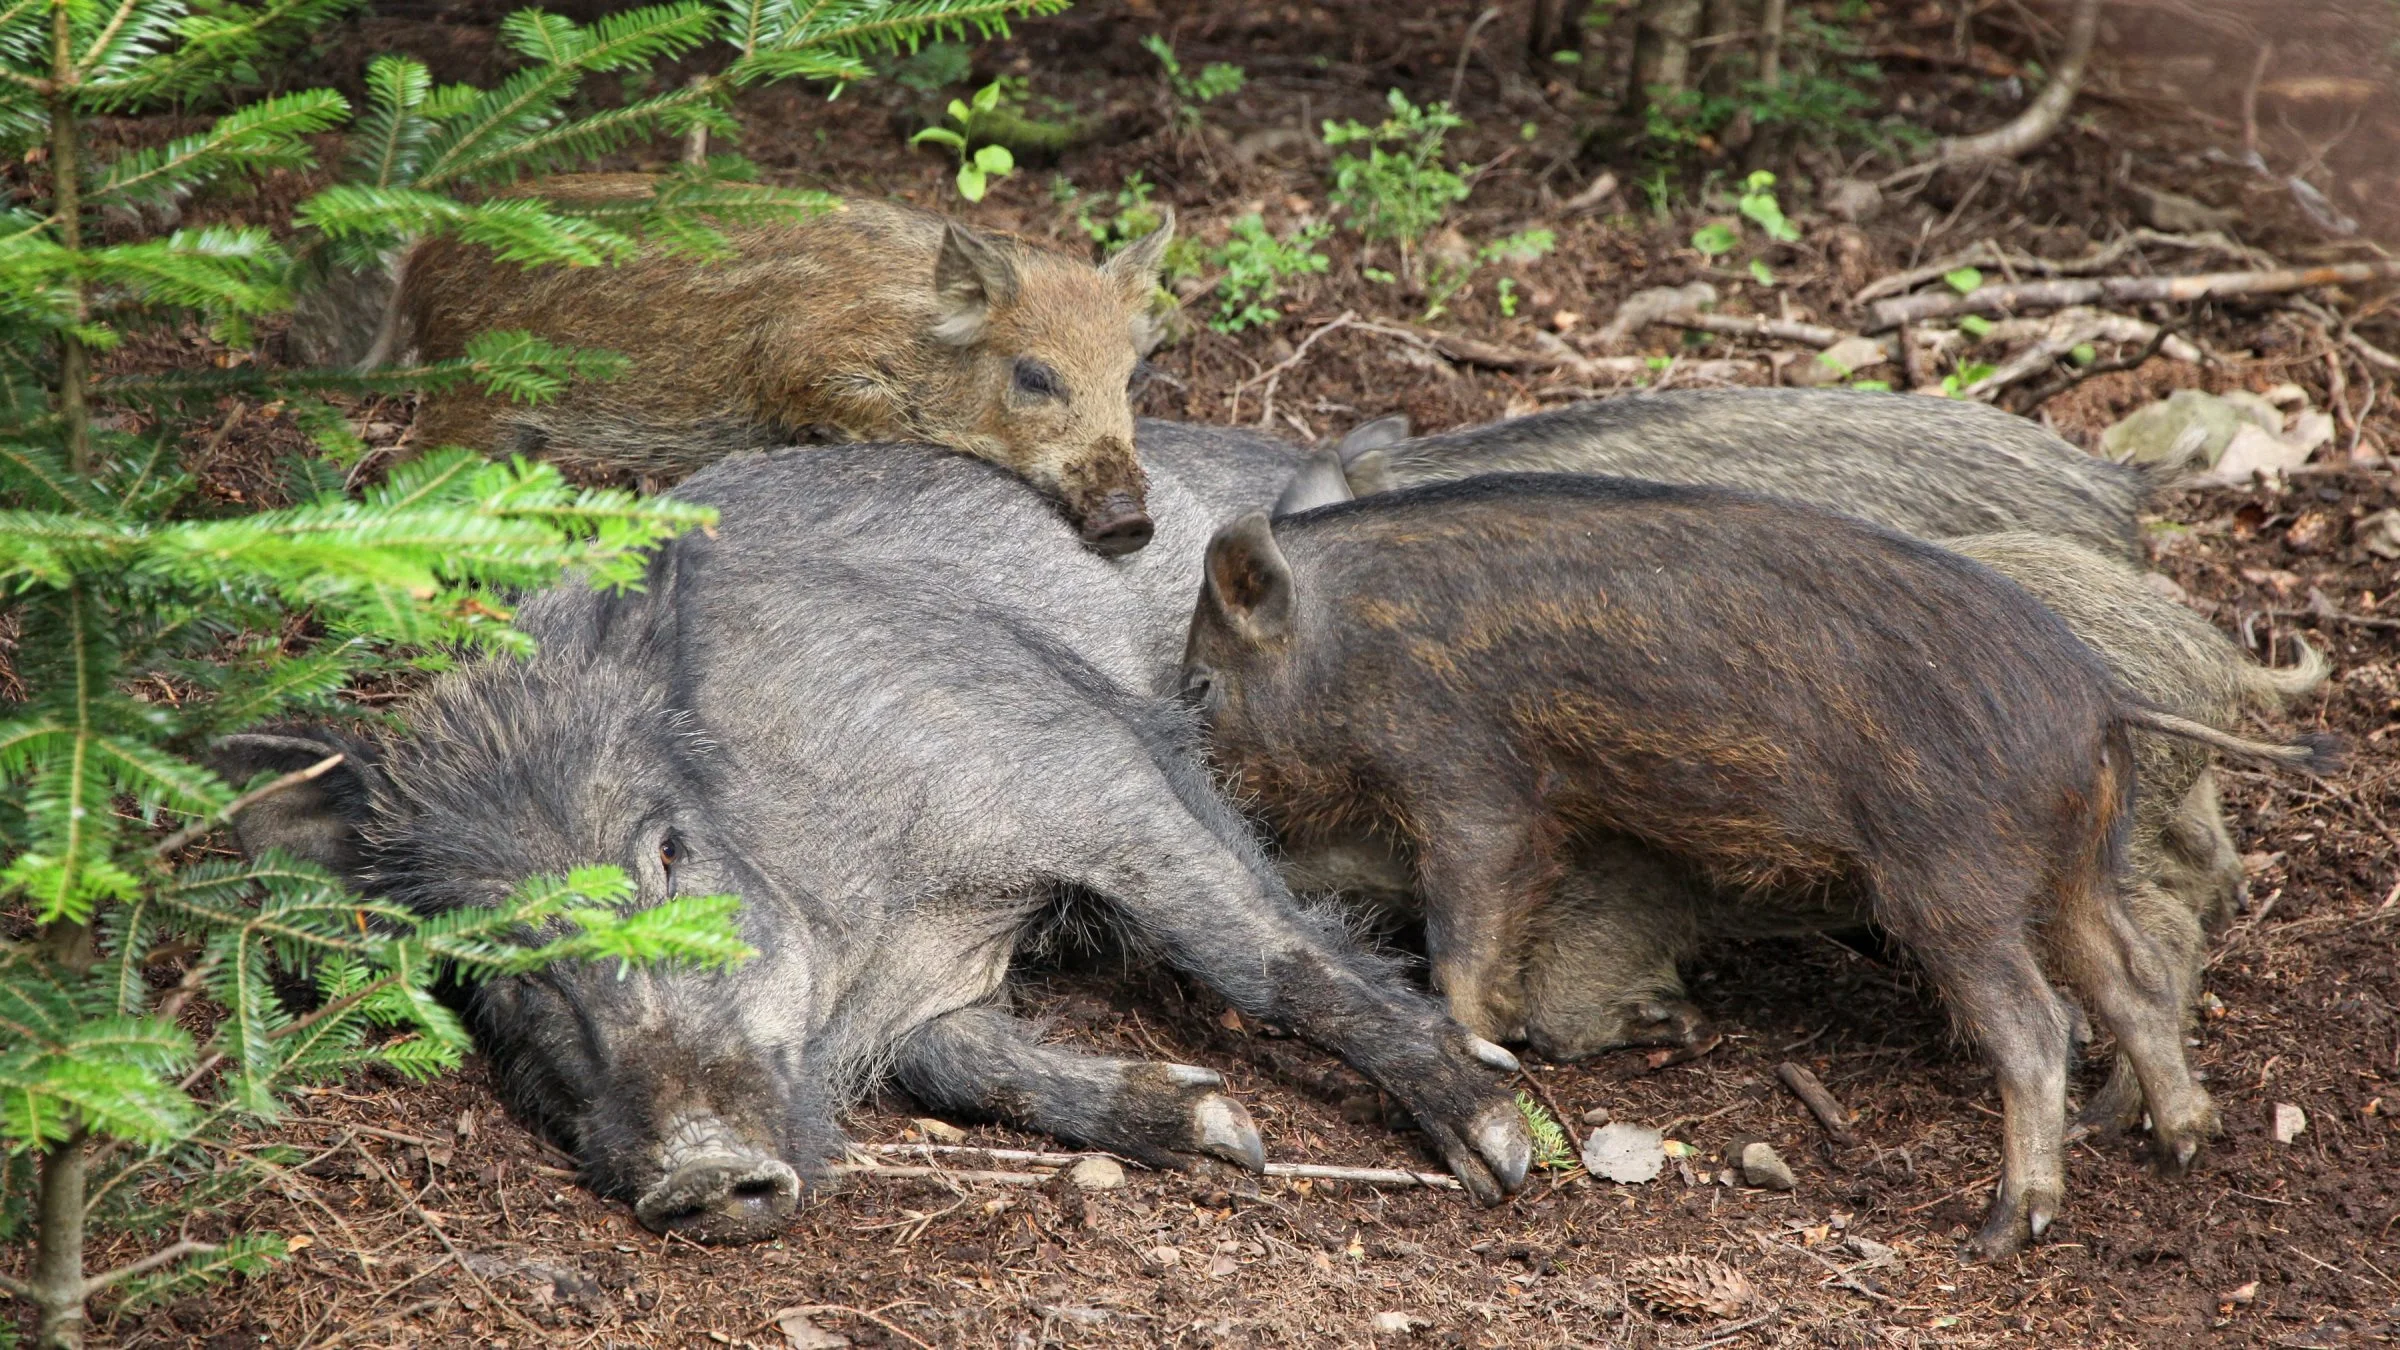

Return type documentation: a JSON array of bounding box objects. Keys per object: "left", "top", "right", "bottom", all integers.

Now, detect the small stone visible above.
[
  {"left": 2360, "top": 509, "right": 2400, "bottom": 560},
  {"left": 2226, "top": 1280, "right": 2260, "bottom": 1307},
  {"left": 774, "top": 1310, "right": 850, "bottom": 1349},
  {"left": 2131, "top": 184, "right": 2239, "bottom": 233},
  {"left": 910, "top": 1117, "right": 967, "bottom": 1144},
  {"left": 1065, "top": 1156, "right": 1125, "bottom": 1191},
  {"left": 1581, "top": 1121, "right": 1666, "bottom": 1184},
  {"left": 1823, "top": 177, "right": 1885, "bottom": 224},
  {"left": 1845, "top": 1235, "right": 1897, "bottom": 1268},
  {"left": 1580, "top": 1106, "right": 1613, "bottom": 1127},
  {"left": 2272, "top": 1102, "right": 2308, "bottom": 1143},
  {"left": 1371, "top": 1310, "right": 1429, "bottom": 1336},
  {"left": 1599, "top": 282, "right": 1719, "bottom": 345},
  {"left": 1142, "top": 1244, "right": 1182, "bottom": 1273},
  {"left": 1738, "top": 1141, "right": 1796, "bottom": 1190}
]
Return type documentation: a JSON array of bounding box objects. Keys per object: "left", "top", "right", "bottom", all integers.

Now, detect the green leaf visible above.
[
  {"left": 1690, "top": 222, "right": 1737, "bottom": 257},
  {"left": 1749, "top": 258, "right": 1775, "bottom": 286},
  {"left": 911, "top": 127, "right": 965, "bottom": 150},
  {"left": 957, "top": 164, "right": 986, "bottom": 201},
  {"left": 1958, "top": 314, "right": 1993, "bottom": 339},
  {"left": 1848, "top": 378, "right": 1892, "bottom": 392},
  {"left": 2070, "top": 342, "right": 2097, "bottom": 366},
  {"left": 947, "top": 97, "right": 972, "bottom": 122},
  {"left": 1943, "top": 267, "right": 1983, "bottom": 295},
  {"left": 971, "top": 143, "right": 1013, "bottom": 174}
]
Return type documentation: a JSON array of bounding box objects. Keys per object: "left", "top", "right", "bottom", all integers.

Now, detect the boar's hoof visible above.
[
  {"left": 1631, "top": 999, "right": 1712, "bottom": 1048},
  {"left": 1078, "top": 493, "right": 1154, "bottom": 556},
  {"left": 1193, "top": 1094, "right": 1266, "bottom": 1173},
  {"left": 1467, "top": 1037, "right": 1521, "bottom": 1073},
  {"left": 2071, "top": 1060, "right": 2145, "bottom": 1140},
  {"left": 633, "top": 1154, "right": 799, "bottom": 1244},
  {"left": 1465, "top": 1099, "right": 1533, "bottom": 1197},
  {"left": 1966, "top": 1181, "right": 2061, "bottom": 1262},
  {"left": 1162, "top": 1063, "right": 1224, "bottom": 1088}
]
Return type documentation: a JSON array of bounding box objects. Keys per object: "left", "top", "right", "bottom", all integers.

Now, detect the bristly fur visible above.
[{"left": 1345, "top": 387, "right": 2150, "bottom": 561}]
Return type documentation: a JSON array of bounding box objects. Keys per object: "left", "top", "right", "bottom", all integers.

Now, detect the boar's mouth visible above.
[{"left": 1076, "top": 488, "right": 1154, "bottom": 556}]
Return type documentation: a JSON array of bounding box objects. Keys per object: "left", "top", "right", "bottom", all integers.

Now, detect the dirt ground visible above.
[{"left": 21, "top": 0, "right": 2400, "bottom": 1346}]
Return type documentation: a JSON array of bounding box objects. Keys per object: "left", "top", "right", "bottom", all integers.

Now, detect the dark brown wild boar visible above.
[
  {"left": 380, "top": 180, "right": 1171, "bottom": 553},
  {"left": 1180, "top": 474, "right": 2335, "bottom": 1258}
]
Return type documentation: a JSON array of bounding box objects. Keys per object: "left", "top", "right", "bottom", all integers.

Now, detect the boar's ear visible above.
[
  {"left": 206, "top": 730, "right": 384, "bottom": 881},
  {"left": 1099, "top": 207, "right": 1175, "bottom": 303},
  {"left": 1203, "top": 512, "right": 1295, "bottom": 645},
  {"left": 1334, "top": 414, "right": 1409, "bottom": 464},
  {"left": 1342, "top": 448, "right": 1394, "bottom": 497},
  {"left": 1273, "top": 449, "right": 1354, "bottom": 516},
  {"left": 931, "top": 222, "right": 1021, "bottom": 345}
]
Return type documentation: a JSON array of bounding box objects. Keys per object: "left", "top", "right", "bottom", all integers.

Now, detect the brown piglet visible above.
[
  {"left": 1180, "top": 473, "right": 2334, "bottom": 1258},
  {"left": 377, "top": 180, "right": 1172, "bottom": 554}
]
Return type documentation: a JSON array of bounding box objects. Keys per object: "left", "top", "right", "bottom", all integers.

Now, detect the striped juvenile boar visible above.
[
  {"left": 1180, "top": 475, "right": 2331, "bottom": 1257},
  {"left": 383, "top": 189, "right": 1172, "bottom": 553},
  {"left": 1336, "top": 388, "right": 2150, "bottom": 560}
]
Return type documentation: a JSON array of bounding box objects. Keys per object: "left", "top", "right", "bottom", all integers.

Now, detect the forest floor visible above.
[{"left": 32, "top": 0, "right": 2400, "bottom": 1346}]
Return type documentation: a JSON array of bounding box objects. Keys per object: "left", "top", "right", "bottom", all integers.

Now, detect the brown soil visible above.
[{"left": 19, "top": 1, "right": 2400, "bottom": 1347}]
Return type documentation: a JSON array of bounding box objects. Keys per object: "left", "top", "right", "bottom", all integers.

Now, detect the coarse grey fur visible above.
[
  {"left": 214, "top": 439, "right": 1529, "bottom": 1245},
  {"left": 1340, "top": 388, "right": 2151, "bottom": 561}
]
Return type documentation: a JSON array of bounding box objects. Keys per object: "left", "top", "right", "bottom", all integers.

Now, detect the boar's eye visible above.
[
  {"left": 658, "top": 832, "right": 680, "bottom": 892},
  {"left": 1012, "top": 358, "right": 1064, "bottom": 401},
  {"left": 1178, "top": 665, "right": 1217, "bottom": 711}
]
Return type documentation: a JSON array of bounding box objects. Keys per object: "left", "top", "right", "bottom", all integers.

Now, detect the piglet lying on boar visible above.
[
  {"left": 1329, "top": 388, "right": 2151, "bottom": 561},
  {"left": 377, "top": 180, "right": 1171, "bottom": 553},
  {"left": 1180, "top": 475, "right": 2333, "bottom": 1257}
]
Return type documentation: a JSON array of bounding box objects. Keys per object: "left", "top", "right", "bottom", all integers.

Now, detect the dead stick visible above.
[
  {"left": 1775, "top": 1061, "right": 1858, "bottom": 1144},
  {"left": 1267, "top": 1162, "right": 1461, "bottom": 1189},
  {"left": 831, "top": 1163, "right": 1054, "bottom": 1185},
  {"left": 1656, "top": 309, "right": 1883, "bottom": 351},
  {"left": 848, "top": 1151, "right": 1464, "bottom": 1190},
  {"left": 1517, "top": 1070, "right": 1583, "bottom": 1153},
  {"left": 1868, "top": 261, "right": 2400, "bottom": 331},
  {"left": 864, "top": 1144, "right": 1097, "bottom": 1167},
  {"left": 1233, "top": 309, "right": 1357, "bottom": 426}
]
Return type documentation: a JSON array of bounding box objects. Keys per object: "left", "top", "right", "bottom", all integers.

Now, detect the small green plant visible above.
[
  {"left": 1944, "top": 267, "right": 1986, "bottom": 295},
  {"left": 1958, "top": 314, "right": 1996, "bottom": 339},
  {"left": 1516, "top": 1093, "right": 1576, "bottom": 1171},
  {"left": 1142, "top": 33, "right": 1244, "bottom": 128},
  {"left": 1692, "top": 171, "right": 1797, "bottom": 284},
  {"left": 1207, "top": 215, "right": 1331, "bottom": 333},
  {"left": 1323, "top": 89, "right": 1471, "bottom": 276},
  {"left": 912, "top": 80, "right": 1019, "bottom": 201},
  {"left": 1942, "top": 360, "right": 2000, "bottom": 398},
  {"left": 1497, "top": 277, "right": 1521, "bottom": 317},
  {"left": 1077, "top": 171, "right": 1167, "bottom": 249},
  {"left": 1423, "top": 228, "right": 1555, "bottom": 322},
  {"left": 889, "top": 38, "right": 974, "bottom": 92}
]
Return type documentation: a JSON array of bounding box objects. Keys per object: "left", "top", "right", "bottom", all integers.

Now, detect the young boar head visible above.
[
  {"left": 211, "top": 658, "right": 838, "bottom": 1246},
  {"left": 926, "top": 218, "right": 1172, "bottom": 556},
  {"left": 1180, "top": 512, "right": 1307, "bottom": 746}
]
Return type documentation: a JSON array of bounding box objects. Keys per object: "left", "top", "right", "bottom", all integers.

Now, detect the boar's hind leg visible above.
[
  {"left": 2076, "top": 879, "right": 2205, "bottom": 1139},
  {"left": 1902, "top": 919, "right": 2073, "bottom": 1262},
  {"left": 1074, "top": 755, "right": 1532, "bottom": 1204},
  {"left": 894, "top": 1005, "right": 1263, "bottom": 1172},
  {"left": 2049, "top": 875, "right": 2220, "bottom": 1171}
]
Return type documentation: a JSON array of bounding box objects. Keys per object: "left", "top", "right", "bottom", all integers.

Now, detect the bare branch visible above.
[
  {"left": 1885, "top": 0, "right": 2099, "bottom": 182},
  {"left": 1866, "top": 261, "right": 2400, "bottom": 331}
]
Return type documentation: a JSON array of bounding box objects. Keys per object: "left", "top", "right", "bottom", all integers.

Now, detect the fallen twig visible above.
[
  {"left": 1774, "top": 1062, "right": 1858, "bottom": 1145},
  {"left": 1852, "top": 229, "right": 2272, "bottom": 305},
  {"left": 1868, "top": 261, "right": 2400, "bottom": 330},
  {"left": 1232, "top": 310, "right": 1357, "bottom": 427},
  {"left": 1883, "top": 0, "right": 2097, "bottom": 182},
  {"left": 851, "top": 1144, "right": 1465, "bottom": 1190},
  {"left": 1759, "top": 1234, "right": 1895, "bottom": 1303},
  {"left": 2010, "top": 319, "right": 2184, "bottom": 412},
  {"left": 1654, "top": 310, "right": 1880, "bottom": 351}
]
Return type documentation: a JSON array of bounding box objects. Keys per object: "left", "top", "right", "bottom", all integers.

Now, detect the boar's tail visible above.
[
  {"left": 2118, "top": 703, "right": 2343, "bottom": 774},
  {"left": 2239, "top": 635, "right": 2331, "bottom": 711}
]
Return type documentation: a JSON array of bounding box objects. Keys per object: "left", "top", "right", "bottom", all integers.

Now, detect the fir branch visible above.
[{"left": 148, "top": 752, "right": 344, "bottom": 860}]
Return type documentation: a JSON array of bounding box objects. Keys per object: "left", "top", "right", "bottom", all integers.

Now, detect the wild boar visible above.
[
  {"left": 214, "top": 441, "right": 1530, "bottom": 1247},
  {"left": 377, "top": 180, "right": 1172, "bottom": 553},
  {"left": 1337, "top": 388, "right": 2151, "bottom": 561},
  {"left": 1179, "top": 475, "right": 2332, "bottom": 1257}
]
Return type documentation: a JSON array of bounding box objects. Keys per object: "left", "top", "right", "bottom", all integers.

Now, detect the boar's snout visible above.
[
  {"left": 633, "top": 1149, "right": 799, "bottom": 1244},
  {"left": 1078, "top": 489, "right": 1154, "bottom": 556}
]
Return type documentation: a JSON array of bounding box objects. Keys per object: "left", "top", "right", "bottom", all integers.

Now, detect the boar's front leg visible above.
[
  {"left": 1074, "top": 758, "right": 1532, "bottom": 1204},
  {"left": 893, "top": 1005, "right": 1264, "bottom": 1172},
  {"left": 1406, "top": 792, "right": 1565, "bottom": 1045}
]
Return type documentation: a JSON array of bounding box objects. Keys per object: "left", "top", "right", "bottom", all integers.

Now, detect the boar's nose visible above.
[
  {"left": 1079, "top": 490, "right": 1154, "bottom": 556},
  {"left": 633, "top": 1151, "right": 799, "bottom": 1244}
]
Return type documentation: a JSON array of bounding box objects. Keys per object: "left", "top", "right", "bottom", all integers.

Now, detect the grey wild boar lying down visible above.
[
  {"left": 1179, "top": 476, "right": 2334, "bottom": 1257},
  {"left": 375, "top": 180, "right": 1173, "bottom": 553},
  {"left": 214, "top": 441, "right": 1530, "bottom": 1247},
  {"left": 1327, "top": 387, "right": 2152, "bottom": 562}
]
